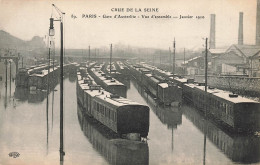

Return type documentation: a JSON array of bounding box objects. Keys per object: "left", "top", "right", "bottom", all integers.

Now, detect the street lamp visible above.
[
  {"left": 49, "top": 4, "right": 65, "bottom": 161},
  {"left": 49, "top": 18, "right": 55, "bottom": 37}
]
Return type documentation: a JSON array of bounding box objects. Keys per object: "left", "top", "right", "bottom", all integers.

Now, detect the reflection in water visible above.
[
  {"left": 69, "top": 73, "right": 77, "bottom": 82},
  {"left": 28, "top": 90, "right": 46, "bottom": 103},
  {"left": 51, "top": 90, "right": 54, "bottom": 130},
  {"left": 132, "top": 79, "right": 182, "bottom": 129},
  {"left": 182, "top": 104, "right": 260, "bottom": 164},
  {"left": 46, "top": 88, "right": 49, "bottom": 155},
  {"left": 4, "top": 84, "right": 7, "bottom": 109},
  {"left": 203, "top": 120, "right": 207, "bottom": 165},
  {"left": 14, "top": 87, "right": 46, "bottom": 103},
  {"left": 131, "top": 79, "right": 183, "bottom": 152},
  {"left": 77, "top": 103, "right": 149, "bottom": 165},
  {"left": 14, "top": 87, "right": 28, "bottom": 102}
]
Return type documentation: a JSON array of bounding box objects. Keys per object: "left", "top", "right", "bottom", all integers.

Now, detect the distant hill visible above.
[
  {"left": 0, "top": 30, "right": 26, "bottom": 48},
  {"left": 0, "top": 30, "right": 46, "bottom": 57}
]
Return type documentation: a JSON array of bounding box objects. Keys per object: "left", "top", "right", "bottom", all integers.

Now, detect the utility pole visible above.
[
  {"left": 110, "top": 44, "right": 112, "bottom": 74},
  {"left": 22, "top": 57, "right": 24, "bottom": 68},
  {"left": 169, "top": 47, "right": 171, "bottom": 72},
  {"left": 95, "top": 48, "right": 97, "bottom": 61},
  {"left": 173, "top": 38, "right": 176, "bottom": 75},
  {"left": 205, "top": 38, "right": 208, "bottom": 94},
  {"left": 9, "top": 60, "right": 11, "bottom": 95},
  {"left": 184, "top": 48, "right": 186, "bottom": 75},
  {"left": 88, "top": 45, "right": 90, "bottom": 63},
  {"left": 152, "top": 55, "right": 155, "bottom": 66},
  {"left": 97, "top": 49, "right": 99, "bottom": 62},
  {"left": 159, "top": 50, "right": 162, "bottom": 68},
  {"left": 203, "top": 38, "right": 208, "bottom": 165}
]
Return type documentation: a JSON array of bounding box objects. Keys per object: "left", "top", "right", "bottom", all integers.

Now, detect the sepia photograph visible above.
[{"left": 0, "top": 0, "right": 260, "bottom": 164}]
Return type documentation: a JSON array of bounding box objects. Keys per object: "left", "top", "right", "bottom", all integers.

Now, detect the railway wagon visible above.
[
  {"left": 76, "top": 73, "right": 98, "bottom": 108},
  {"left": 192, "top": 85, "right": 260, "bottom": 132},
  {"left": 92, "top": 93, "right": 150, "bottom": 138},
  {"left": 16, "top": 64, "right": 50, "bottom": 87},
  {"left": 182, "top": 83, "right": 196, "bottom": 104},
  {"left": 28, "top": 67, "right": 59, "bottom": 90},
  {"left": 104, "top": 63, "right": 127, "bottom": 82},
  {"left": 89, "top": 68, "right": 127, "bottom": 98},
  {"left": 143, "top": 73, "right": 160, "bottom": 97},
  {"left": 128, "top": 64, "right": 182, "bottom": 105},
  {"left": 28, "top": 70, "right": 48, "bottom": 89},
  {"left": 128, "top": 65, "right": 142, "bottom": 81},
  {"left": 128, "top": 65, "right": 151, "bottom": 82},
  {"left": 116, "top": 61, "right": 129, "bottom": 75},
  {"left": 77, "top": 105, "right": 149, "bottom": 165},
  {"left": 16, "top": 68, "right": 29, "bottom": 87},
  {"left": 77, "top": 73, "right": 150, "bottom": 138},
  {"left": 157, "top": 83, "right": 182, "bottom": 106}
]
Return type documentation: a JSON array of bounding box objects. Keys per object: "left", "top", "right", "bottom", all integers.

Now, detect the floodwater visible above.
[{"left": 0, "top": 75, "right": 259, "bottom": 165}]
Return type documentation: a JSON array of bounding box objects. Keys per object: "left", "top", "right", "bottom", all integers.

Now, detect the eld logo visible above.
[{"left": 8, "top": 152, "right": 20, "bottom": 158}]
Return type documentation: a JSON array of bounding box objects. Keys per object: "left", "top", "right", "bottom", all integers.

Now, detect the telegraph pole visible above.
[
  {"left": 95, "top": 48, "right": 97, "bottom": 60},
  {"left": 205, "top": 38, "right": 208, "bottom": 94},
  {"left": 88, "top": 45, "right": 90, "bottom": 62},
  {"left": 184, "top": 48, "right": 185, "bottom": 75},
  {"left": 22, "top": 57, "right": 24, "bottom": 68},
  {"left": 169, "top": 47, "right": 171, "bottom": 72},
  {"left": 173, "top": 38, "right": 176, "bottom": 75},
  {"left": 110, "top": 44, "right": 112, "bottom": 74},
  {"left": 152, "top": 55, "right": 155, "bottom": 66},
  {"left": 9, "top": 60, "right": 11, "bottom": 95},
  {"left": 203, "top": 37, "right": 208, "bottom": 165},
  {"left": 159, "top": 50, "right": 162, "bottom": 68}
]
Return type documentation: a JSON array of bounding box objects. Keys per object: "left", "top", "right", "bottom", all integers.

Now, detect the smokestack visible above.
[
  {"left": 209, "top": 14, "right": 216, "bottom": 49},
  {"left": 256, "top": 0, "right": 260, "bottom": 45},
  {"left": 238, "top": 12, "right": 243, "bottom": 45}
]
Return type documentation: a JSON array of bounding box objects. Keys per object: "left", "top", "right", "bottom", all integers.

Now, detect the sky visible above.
[{"left": 0, "top": 0, "right": 258, "bottom": 51}]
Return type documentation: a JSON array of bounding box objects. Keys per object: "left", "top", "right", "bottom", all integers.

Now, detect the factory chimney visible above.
[
  {"left": 256, "top": 0, "right": 260, "bottom": 45},
  {"left": 238, "top": 12, "right": 243, "bottom": 45},
  {"left": 209, "top": 14, "right": 216, "bottom": 49}
]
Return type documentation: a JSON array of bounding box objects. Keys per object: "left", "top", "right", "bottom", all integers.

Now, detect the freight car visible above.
[
  {"left": 131, "top": 62, "right": 260, "bottom": 132},
  {"left": 77, "top": 69, "right": 150, "bottom": 139},
  {"left": 89, "top": 66, "right": 127, "bottom": 98},
  {"left": 127, "top": 63, "right": 182, "bottom": 106},
  {"left": 77, "top": 104, "right": 149, "bottom": 165},
  {"left": 16, "top": 63, "right": 75, "bottom": 88},
  {"left": 102, "top": 62, "right": 128, "bottom": 85},
  {"left": 189, "top": 85, "right": 260, "bottom": 132}
]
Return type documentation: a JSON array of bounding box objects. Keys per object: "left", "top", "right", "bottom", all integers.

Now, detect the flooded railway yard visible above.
[{"left": 0, "top": 72, "right": 259, "bottom": 165}]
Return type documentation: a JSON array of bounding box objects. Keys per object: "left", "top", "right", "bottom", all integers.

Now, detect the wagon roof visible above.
[
  {"left": 158, "top": 83, "right": 168, "bottom": 88},
  {"left": 95, "top": 92, "right": 143, "bottom": 107},
  {"left": 155, "top": 69, "right": 172, "bottom": 76},
  {"left": 194, "top": 86, "right": 258, "bottom": 103},
  {"left": 84, "top": 88, "right": 104, "bottom": 97},
  {"left": 93, "top": 70, "right": 124, "bottom": 86},
  {"left": 150, "top": 77, "right": 161, "bottom": 83},
  {"left": 174, "top": 77, "right": 188, "bottom": 83},
  {"left": 145, "top": 73, "right": 153, "bottom": 77},
  {"left": 184, "top": 83, "right": 197, "bottom": 88}
]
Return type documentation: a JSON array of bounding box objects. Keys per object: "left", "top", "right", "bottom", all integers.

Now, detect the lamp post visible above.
[{"left": 49, "top": 4, "right": 65, "bottom": 161}]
